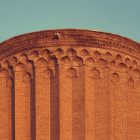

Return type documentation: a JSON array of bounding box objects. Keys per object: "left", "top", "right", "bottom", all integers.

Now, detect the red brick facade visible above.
[{"left": 0, "top": 29, "right": 140, "bottom": 139}]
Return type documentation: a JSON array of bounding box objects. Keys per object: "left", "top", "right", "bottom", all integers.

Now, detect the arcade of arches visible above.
[{"left": 0, "top": 29, "right": 140, "bottom": 140}]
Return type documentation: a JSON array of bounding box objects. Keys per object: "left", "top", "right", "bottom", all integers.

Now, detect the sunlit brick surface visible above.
[{"left": 0, "top": 29, "right": 140, "bottom": 140}]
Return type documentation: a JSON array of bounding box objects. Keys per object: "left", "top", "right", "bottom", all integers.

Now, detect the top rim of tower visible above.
[
  {"left": 0, "top": 28, "right": 139, "bottom": 45},
  {"left": 0, "top": 29, "right": 140, "bottom": 60}
]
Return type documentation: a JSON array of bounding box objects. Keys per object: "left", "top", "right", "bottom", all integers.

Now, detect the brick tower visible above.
[{"left": 0, "top": 29, "right": 140, "bottom": 140}]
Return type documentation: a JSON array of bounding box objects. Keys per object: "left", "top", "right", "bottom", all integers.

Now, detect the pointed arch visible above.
[{"left": 66, "top": 67, "right": 77, "bottom": 78}]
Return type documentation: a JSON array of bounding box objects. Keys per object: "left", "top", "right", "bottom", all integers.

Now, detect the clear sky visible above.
[{"left": 0, "top": 0, "right": 140, "bottom": 42}]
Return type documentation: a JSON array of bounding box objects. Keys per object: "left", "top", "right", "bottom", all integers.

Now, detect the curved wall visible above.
[{"left": 0, "top": 29, "right": 140, "bottom": 140}]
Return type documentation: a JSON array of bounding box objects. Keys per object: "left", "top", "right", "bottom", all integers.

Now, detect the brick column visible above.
[
  {"left": 128, "top": 76, "right": 140, "bottom": 139},
  {"left": 72, "top": 66, "right": 85, "bottom": 140},
  {"left": 94, "top": 68, "right": 109, "bottom": 140},
  {"left": 35, "top": 58, "right": 51, "bottom": 140},
  {"left": 59, "top": 66, "right": 73, "bottom": 140},
  {"left": 0, "top": 69, "right": 12, "bottom": 140},
  {"left": 110, "top": 72, "right": 127, "bottom": 140},
  {"left": 15, "top": 64, "right": 31, "bottom": 140},
  {"left": 85, "top": 66, "right": 95, "bottom": 140}
]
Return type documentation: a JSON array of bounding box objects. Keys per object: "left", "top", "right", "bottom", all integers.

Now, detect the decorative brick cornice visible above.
[{"left": 0, "top": 29, "right": 140, "bottom": 60}]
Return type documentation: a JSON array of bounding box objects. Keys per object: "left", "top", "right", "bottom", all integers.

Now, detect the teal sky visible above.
[{"left": 0, "top": 0, "right": 140, "bottom": 42}]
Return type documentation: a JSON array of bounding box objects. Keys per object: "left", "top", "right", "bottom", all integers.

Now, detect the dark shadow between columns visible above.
[
  {"left": 9, "top": 66, "right": 15, "bottom": 140},
  {"left": 11, "top": 78, "right": 15, "bottom": 140},
  {"left": 30, "top": 64, "right": 36, "bottom": 140},
  {"left": 50, "top": 65, "right": 60, "bottom": 140}
]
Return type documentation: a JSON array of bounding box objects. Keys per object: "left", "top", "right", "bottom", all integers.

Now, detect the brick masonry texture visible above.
[{"left": 0, "top": 29, "right": 140, "bottom": 140}]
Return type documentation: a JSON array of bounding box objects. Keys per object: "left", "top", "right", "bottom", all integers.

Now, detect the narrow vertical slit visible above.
[
  {"left": 30, "top": 64, "right": 36, "bottom": 140},
  {"left": 50, "top": 65, "right": 60, "bottom": 140},
  {"left": 108, "top": 67, "right": 111, "bottom": 140},
  {"left": 9, "top": 66, "right": 15, "bottom": 140},
  {"left": 83, "top": 66, "right": 85, "bottom": 140}
]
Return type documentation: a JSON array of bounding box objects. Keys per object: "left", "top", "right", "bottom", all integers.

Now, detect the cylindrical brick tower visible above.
[{"left": 0, "top": 29, "right": 140, "bottom": 140}]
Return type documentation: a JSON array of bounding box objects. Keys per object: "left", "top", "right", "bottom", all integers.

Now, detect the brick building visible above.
[{"left": 0, "top": 29, "right": 140, "bottom": 140}]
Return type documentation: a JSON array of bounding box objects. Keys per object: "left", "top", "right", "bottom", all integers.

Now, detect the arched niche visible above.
[
  {"left": 61, "top": 56, "right": 71, "bottom": 66},
  {"left": 15, "top": 63, "right": 26, "bottom": 72},
  {"left": 35, "top": 58, "right": 48, "bottom": 68},
  {"left": 85, "top": 57, "right": 95, "bottom": 67},
  {"left": 66, "top": 67, "right": 77, "bottom": 78},
  {"left": 90, "top": 69, "right": 100, "bottom": 79},
  {"left": 23, "top": 72, "right": 31, "bottom": 82},
  {"left": 11, "top": 56, "right": 18, "bottom": 66},
  {"left": 117, "top": 63, "right": 127, "bottom": 72},
  {"left": 42, "top": 49, "right": 51, "bottom": 58},
  {"left": 111, "top": 73, "right": 120, "bottom": 82},
  {"left": 48, "top": 57, "right": 58, "bottom": 67},
  {"left": 43, "top": 69, "right": 53, "bottom": 79},
  {"left": 73, "top": 57, "right": 83, "bottom": 67},
  {"left": 115, "top": 54, "right": 122, "bottom": 63},
  {"left": 127, "top": 77, "right": 134, "bottom": 88},
  {"left": 125, "top": 57, "right": 131, "bottom": 65},
  {"left": 105, "top": 52, "right": 112, "bottom": 61},
  {"left": 133, "top": 69, "right": 140, "bottom": 79},
  {"left": 20, "top": 54, "right": 28, "bottom": 63},
  {"left": 54, "top": 48, "right": 64, "bottom": 57},
  {"left": 80, "top": 49, "right": 89, "bottom": 57},
  {"left": 0, "top": 69, "right": 9, "bottom": 78},
  {"left": 30, "top": 50, "right": 39, "bottom": 59},
  {"left": 92, "top": 51, "right": 101, "bottom": 60},
  {"left": 97, "top": 59, "right": 108, "bottom": 68},
  {"left": 67, "top": 48, "right": 77, "bottom": 57}
]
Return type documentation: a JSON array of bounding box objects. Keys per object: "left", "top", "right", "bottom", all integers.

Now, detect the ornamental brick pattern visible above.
[{"left": 0, "top": 29, "right": 140, "bottom": 140}]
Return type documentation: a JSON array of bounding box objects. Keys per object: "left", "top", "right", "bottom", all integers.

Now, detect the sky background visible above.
[{"left": 0, "top": 0, "right": 140, "bottom": 42}]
